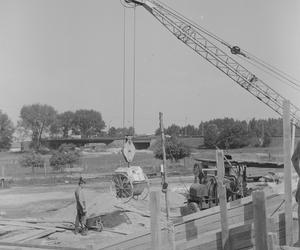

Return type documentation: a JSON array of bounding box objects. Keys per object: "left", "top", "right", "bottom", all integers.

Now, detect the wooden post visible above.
[
  {"left": 159, "top": 112, "right": 170, "bottom": 220},
  {"left": 283, "top": 99, "right": 293, "bottom": 246},
  {"left": 216, "top": 150, "right": 230, "bottom": 250},
  {"left": 159, "top": 112, "right": 175, "bottom": 250},
  {"left": 217, "top": 150, "right": 225, "bottom": 181},
  {"left": 44, "top": 162, "right": 47, "bottom": 177},
  {"left": 1, "top": 166, "right": 5, "bottom": 189},
  {"left": 291, "top": 124, "right": 296, "bottom": 153},
  {"left": 150, "top": 191, "right": 161, "bottom": 250},
  {"left": 253, "top": 190, "right": 268, "bottom": 250},
  {"left": 268, "top": 232, "right": 279, "bottom": 250}
]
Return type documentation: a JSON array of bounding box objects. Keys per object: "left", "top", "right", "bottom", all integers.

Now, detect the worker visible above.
[
  {"left": 74, "top": 177, "right": 88, "bottom": 235},
  {"left": 292, "top": 141, "right": 300, "bottom": 246},
  {"left": 193, "top": 163, "right": 205, "bottom": 184}
]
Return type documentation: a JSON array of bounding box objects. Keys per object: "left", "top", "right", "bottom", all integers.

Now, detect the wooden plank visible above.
[
  {"left": 174, "top": 192, "right": 282, "bottom": 226},
  {"left": 0, "top": 221, "right": 65, "bottom": 232},
  {"left": 150, "top": 191, "right": 161, "bottom": 250},
  {"left": 174, "top": 193, "right": 284, "bottom": 242},
  {"left": 19, "top": 229, "right": 56, "bottom": 243},
  {"left": 268, "top": 232, "right": 279, "bottom": 250},
  {"left": 0, "top": 242, "right": 84, "bottom": 250},
  {"left": 276, "top": 247, "right": 300, "bottom": 250},
  {"left": 176, "top": 222, "right": 254, "bottom": 250},
  {"left": 114, "top": 204, "right": 150, "bottom": 217},
  {"left": 253, "top": 190, "right": 268, "bottom": 250},
  {"left": 0, "top": 229, "right": 55, "bottom": 243},
  {"left": 283, "top": 99, "right": 293, "bottom": 246}
]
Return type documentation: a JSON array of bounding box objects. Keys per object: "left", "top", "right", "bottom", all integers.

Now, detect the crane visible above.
[{"left": 122, "top": 0, "right": 300, "bottom": 128}]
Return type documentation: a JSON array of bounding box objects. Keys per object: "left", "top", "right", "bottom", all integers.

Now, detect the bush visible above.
[
  {"left": 153, "top": 136, "right": 191, "bottom": 162},
  {"left": 19, "top": 151, "right": 45, "bottom": 174},
  {"left": 262, "top": 132, "right": 271, "bottom": 147},
  {"left": 204, "top": 124, "right": 218, "bottom": 149},
  {"left": 49, "top": 143, "right": 80, "bottom": 171}
]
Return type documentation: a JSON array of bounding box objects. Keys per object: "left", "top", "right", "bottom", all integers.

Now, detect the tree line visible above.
[
  {"left": 155, "top": 117, "right": 286, "bottom": 149},
  {"left": 0, "top": 103, "right": 135, "bottom": 151},
  {"left": 0, "top": 102, "right": 296, "bottom": 151}
]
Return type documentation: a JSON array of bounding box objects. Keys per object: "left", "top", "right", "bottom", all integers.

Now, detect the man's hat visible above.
[{"left": 79, "top": 177, "right": 86, "bottom": 184}]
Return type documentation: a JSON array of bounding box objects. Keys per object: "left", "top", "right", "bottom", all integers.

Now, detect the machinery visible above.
[
  {"left": 110, "top": 165, "right": 150, "bottom": 203},
  {"left": 111, "top": 136, "right": 150, "bottom": 203},
  {"left": 122, "top": 0, "right": 300, "bottom": 128},
  {"left": 184, "top": 157, "right": 247, "bottom": 213},
  {"left": 121, "top": 0, "right": 300, "bottom": 212}
]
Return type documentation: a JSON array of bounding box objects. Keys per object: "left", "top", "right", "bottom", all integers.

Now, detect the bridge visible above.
[{"left": 41, "top": 136, "right": 153, "bottom": 150}]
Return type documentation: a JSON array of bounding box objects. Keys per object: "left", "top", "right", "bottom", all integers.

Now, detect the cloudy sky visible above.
[{"left": 0, "top": 0, "right": 299, "bottom": 134}]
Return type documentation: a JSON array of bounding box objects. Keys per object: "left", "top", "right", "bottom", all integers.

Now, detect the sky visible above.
[{"left": 0, "top": 0, "right": 299, "bottom": 134}]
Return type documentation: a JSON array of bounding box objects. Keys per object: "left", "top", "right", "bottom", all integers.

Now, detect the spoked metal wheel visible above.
[{"left": 111, "top": 173, "right": 134, "bottom": 203}]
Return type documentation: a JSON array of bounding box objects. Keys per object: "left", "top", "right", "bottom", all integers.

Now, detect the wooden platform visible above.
[{"left": 98, "top": 190, "right": 297, "bottom": 250}]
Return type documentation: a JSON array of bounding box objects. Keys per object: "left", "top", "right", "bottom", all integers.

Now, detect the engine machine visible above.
[{"left": 183, "top": 156, "right": 248, "bottom": 214}]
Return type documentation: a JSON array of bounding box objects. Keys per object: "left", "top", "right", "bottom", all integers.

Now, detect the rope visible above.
[
  {"left": 132, "top": 6, "right": 136, "bottom": 136},
  {"left": 242, "top": 49, "right": 300, "bottom": 88},
  {"left": 122, "top": 7, "right": 126, "bottom": 132},
  {"left": 237, "top": 55, "right": 300, "bottom": 92},
  {"left": 121, "top": 1, "right": 137, "bottom": 137}
]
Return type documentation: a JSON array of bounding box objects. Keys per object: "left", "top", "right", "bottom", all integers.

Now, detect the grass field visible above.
[{"left": 0, "top": 141, "right": 286, "bottom": 181}]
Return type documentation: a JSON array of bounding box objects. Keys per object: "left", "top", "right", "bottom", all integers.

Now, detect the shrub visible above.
[
  {"left": 154, "top": 136, "right": 191, "bottom": 162},
  {"left": 49, "top": 143, "right": 80, "bottom": 171},
  {"left": 204, "top": 123, "right": 218, "bottom": 149},
  {"left": 19, "top": 151, "right": 45, "bottom": 174}
]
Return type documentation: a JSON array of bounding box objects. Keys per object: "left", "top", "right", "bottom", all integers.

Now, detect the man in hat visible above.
[
  {"left": 292, "top": 141, "right": 300, "bottom": 246},
  {"left": 74, "top": 177, "right": 88, "bottom": 235}
]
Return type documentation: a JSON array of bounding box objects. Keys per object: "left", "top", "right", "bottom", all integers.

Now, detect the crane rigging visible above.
[{"left": 122, "top": 0, "right": 300, "bottom": 128}]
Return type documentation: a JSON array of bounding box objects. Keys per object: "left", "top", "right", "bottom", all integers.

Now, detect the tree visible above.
[
  {"left": 19, "top": 151, "right": 45, "bottom": 174},
  {"left": 155, "top": 127, "right": 166, "bottom": 136},
  {"left": 108, "top": 126, "right": 117, "bottom": 137},
  {"left": 0, "top": 111, "right": 14, "bottom": 150},
  {"left": 49, "top": 143, "right": 80, "bottom": 172},
  {"left": 73, "top": 109, "right": 105, "bottom": 138},
  {"left": 108, "top": 127, "right": 133, "bottom": 137},
  {"left": 19, "top": 104, "right": 57, "bottom": 150},
  {"left": 166, "top": 124, "right": 181, "bottom": 136},
  {"left": 204, "top": 123, "right": 218, "bottom": 148},
  {"left": 182, "top": 124, "right": 199, "bottom": 136},
  {"left": 154, "top": 136, "right": 191, "bottom": 162},
  {"left": 217, "top": 122, "right": 249, "bottom": 149},
  {"left": 262, "top": 131, "right": 271, "bottom": 147},
  {"left": 56, "top": 111, "right": 75, "bottom": 138}
]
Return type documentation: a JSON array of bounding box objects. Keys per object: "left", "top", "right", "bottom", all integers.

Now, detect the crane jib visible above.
[{"left": 124, "top": 0, "right": 300, "bottom": 128}]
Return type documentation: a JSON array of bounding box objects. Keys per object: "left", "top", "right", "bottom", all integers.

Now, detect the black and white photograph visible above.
[{"left": 0, "top": 0, "right": 300, "bottom": 249}]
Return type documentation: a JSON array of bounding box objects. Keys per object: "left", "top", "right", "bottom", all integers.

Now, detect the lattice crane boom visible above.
[{"left": 125, "top": 0, "right": 300, "bottom": 128}]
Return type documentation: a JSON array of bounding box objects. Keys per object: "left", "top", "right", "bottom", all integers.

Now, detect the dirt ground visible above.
[
  {"left": 0, "top": 178, "right": 188, "bottom": 249},
  {"left": 0, "top": 162, "right": 294, "bottom": 249}
]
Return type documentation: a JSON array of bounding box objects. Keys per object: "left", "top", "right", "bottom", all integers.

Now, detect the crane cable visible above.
[
  {"left": 155, "top": 0, "right": 300, "bottom": 91},
  {"left": 122, "top": 6, "right": 126, "bottom": 131},
  {"left": 241, "top": 49, "right": 300, "bottom": 89},
  {"left": 237, "top": 55, "right": 300, "bottom": 92},
  {"left": 121, "top": 1, "right": 137, "bottom": 137}
]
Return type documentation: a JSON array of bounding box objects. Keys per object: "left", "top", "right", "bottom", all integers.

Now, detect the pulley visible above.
[{"left": 122, "top": 136, "right": 136, "bottom": 164}]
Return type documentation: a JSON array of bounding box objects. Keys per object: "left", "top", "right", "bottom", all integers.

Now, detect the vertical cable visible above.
[
  {"left": 122, "top": 7, "right": 126, "bottom": 133},
  {"left": 132, "top": 7, "right": 136, "bottom": 136}
]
